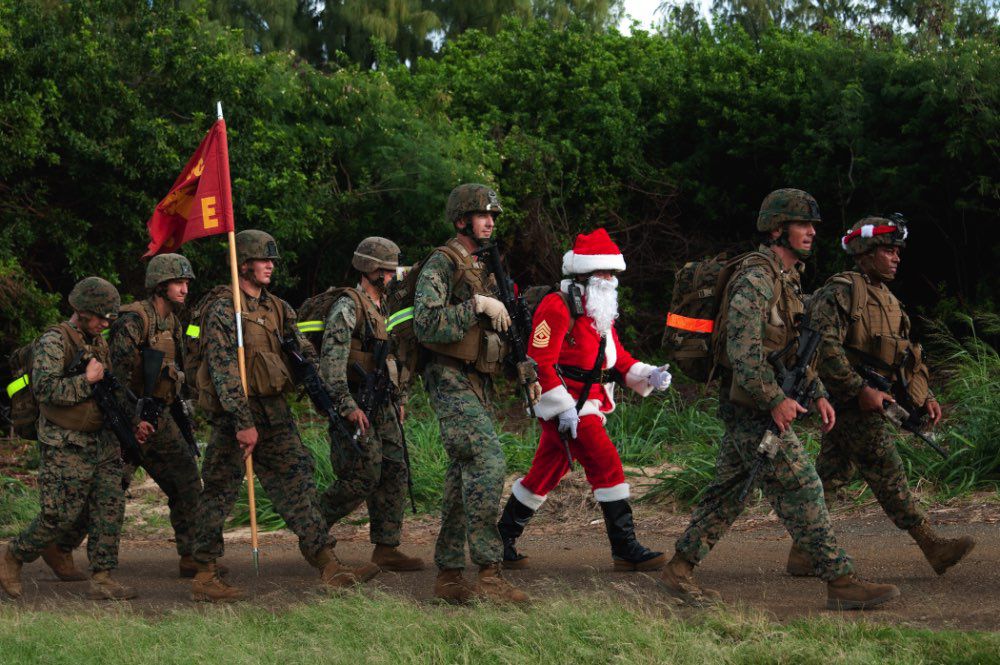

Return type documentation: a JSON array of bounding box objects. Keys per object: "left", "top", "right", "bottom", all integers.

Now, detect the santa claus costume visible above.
[{"left": 497, "top": 229, "right": 672, "bottom": 571}]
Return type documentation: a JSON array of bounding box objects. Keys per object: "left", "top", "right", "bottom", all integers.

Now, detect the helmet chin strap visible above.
[
  {"left": 364, "top": 271, "right": 388, "bottom": 295},
  {"left": 775, "top": 230, "right": 812, "bottom": 259}
]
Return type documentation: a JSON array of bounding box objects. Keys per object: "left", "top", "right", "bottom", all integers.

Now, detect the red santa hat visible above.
[{"left": 562, "top": 228, "right": 626, "bottom": 275}]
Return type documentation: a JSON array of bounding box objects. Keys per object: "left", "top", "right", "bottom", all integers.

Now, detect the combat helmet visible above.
[
  {"left": 235, "top": 230, "right": 280, "bottom": 265},
  {"left": 841, "top": 215, "right": 908, "bottom": 256},
  {"left": 757, "top": 188, "right": 822, "bottom": 232},
  {"left": 68, "top": 277, "right": 121, "bottom": 320},
  {"left": 445, "top": 183, "right": 503, "bottom": 226},
  {"left": 352, "top": 237, "right": 400, "bottom": 273},
  {"left": 145, "top": 253, "right": 196, "bottom": 291}
]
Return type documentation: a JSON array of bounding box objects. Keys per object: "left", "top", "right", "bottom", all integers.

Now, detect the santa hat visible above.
[{"left": 562, "top": 228, "right": 626, "bottom": 275}]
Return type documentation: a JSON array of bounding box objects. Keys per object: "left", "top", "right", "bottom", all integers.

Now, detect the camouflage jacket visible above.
[
  {"left": 319, "top": 288, "right": 382, "bottom": 416},
  {"left": 202, "top": 287, "right": 315, "bottom": 431},
  {"left": 413, "top": 241, "right": 478, "bottom": 346},
  {"left": 32, "top": 322, "right": 106, "bottom": 448},
  {"left": 723, "top": 244, "right": 827, "bottom": 412},
  {"left": 108, "top": 299, "right": 180, "bottom": 396}
]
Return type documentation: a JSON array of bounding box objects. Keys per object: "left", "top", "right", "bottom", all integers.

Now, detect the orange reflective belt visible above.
[{"left": 666, "top": 312, "right": 714, "bottom": 333}]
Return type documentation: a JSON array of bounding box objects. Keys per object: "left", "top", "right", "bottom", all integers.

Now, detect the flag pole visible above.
[{"left": 219, "top": 101, "right": 260, "bottom": 575}]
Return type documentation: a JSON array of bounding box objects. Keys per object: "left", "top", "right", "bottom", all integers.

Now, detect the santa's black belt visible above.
[{"left": 556, "top": 364, "right": 622, "bottom": 385}]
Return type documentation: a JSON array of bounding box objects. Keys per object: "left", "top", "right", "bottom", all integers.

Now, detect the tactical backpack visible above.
[
  {"left": 5, "top": 325, "right": 81, "bottom": 440},
  {"left": 296, "top": 287, "right": 358, "bottom": 353},
  {"left": 662, "top": 251, "right": 769, "bottom": 382},
  {"left": 182, "top": 284, "right": 232, "bottom": 401}
]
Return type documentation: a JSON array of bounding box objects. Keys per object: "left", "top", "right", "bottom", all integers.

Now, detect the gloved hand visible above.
[
  {"left": 557, "top": 407, "right": 580, "bottom": 439},
  {"left": 647, "top": 364, "right": 672, "bottom": 391},
  {"left": 527, "top": 381, "right": 542, "bottom": 405},
  {"left": 516, "top": 359, "right": 539, "bottom": 385},
  {"left": 473, "top": 295, "right": 511, "bottom": 332}
]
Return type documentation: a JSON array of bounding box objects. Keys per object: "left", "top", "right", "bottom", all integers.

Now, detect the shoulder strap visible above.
[{"left": 118, "top": 301, "right": 152, "bottom": 341}]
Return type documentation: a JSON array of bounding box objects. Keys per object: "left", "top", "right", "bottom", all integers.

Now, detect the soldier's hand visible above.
[
  {"left": 135, "top": 420, "right": 155, "bottom": 444},
  {"left": 237, "top": 427, "right": 259, "bottom": 458},
  {"left": 474, "top": 295, "right": 511, "bottom": 332},
  {"left": 771, "top": 398, "right": 807, "bottom": 433},
  {"left": 527, "top": 381, "right": 542, "bottom": 405},
  {"left": 924, "top": 398, "right": 943, "bottom": 427},
  {"left": 557, "top": 407, "right": 580, "bottom": 439},
  {"left": 397, "top": 405, "right": 406, "bottom": 423},
  {"left": 858, "top": 385, "right": 893, "bottom": 414},
  {"left": 84, "top": 358, "right": 104, "bottom": 384},
  {"left": 815, "top": 397, "right": 836, "bottom": 433},
  {"left": 647, "top": 364, "right": 672, "bottom": 391},
  {"left": 347, "top": 409, "right": 370, "bottom": 436}
]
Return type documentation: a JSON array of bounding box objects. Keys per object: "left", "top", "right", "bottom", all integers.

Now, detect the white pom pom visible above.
[{"left": 561, "top": 251, "right": 575, "bottom": 276}]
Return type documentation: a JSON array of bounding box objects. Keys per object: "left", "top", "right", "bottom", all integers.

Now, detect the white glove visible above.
[
  {"left": 647, "top": 364, "right": 672, "bottom": 391},
  {"left": 473, "top": 294, "right": 511, "bottom": 332},
  {"left": 557, "top": 407, "right": 580, "bottom": 439}
]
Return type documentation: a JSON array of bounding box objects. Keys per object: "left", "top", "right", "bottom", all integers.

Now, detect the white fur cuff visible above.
[
  {"left": 512, "top": 479, "right": 547, "bottom": 510},
  {"left": 625, "top": 362, "right": 656, "bottom": 397},
  {"left": 594, "top": 483, "right": 630, "bottom": 502},
  {"left": 534, "top": 384, "right": 576, "bottom": 420}
]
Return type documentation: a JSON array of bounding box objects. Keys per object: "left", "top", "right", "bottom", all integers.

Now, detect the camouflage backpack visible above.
[
  {"left": 5, "top": 325, "right": 77, "bottom": 440},
  {"left": 182, "top": 284, "right": 232, "bottom": 401},
  {"left": 296, "top": 287, "right": 364, "bottom": 353},
  {"left": 662, "top": 251, "right": 767, "bottom": 382}
]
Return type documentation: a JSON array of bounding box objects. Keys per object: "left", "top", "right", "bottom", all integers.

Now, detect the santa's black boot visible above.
[
  {"left": 600, "top": 499, "right": 667, "bottom": 572},
  {"left": 497, "top": 495, "right": 535, "bottom": 570}
]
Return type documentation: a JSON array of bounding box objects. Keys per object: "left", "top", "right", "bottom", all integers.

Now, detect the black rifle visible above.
[
  {"left": 170, "top": 400, "right": 201, "bottom": 459},
  {"left": 280, "top": 334, "right": 359, "bottom": 453},
  {"left": 857, "top": 364, "right": 949, "bottom": 460},
  {"left": 133, "top": 348, "right": 200, "bottom": 459},
  {"left": 351, "top": 338, "right": 416, "bottom": 512},
  {"left": 474, "top": 242, "right": 537, "bottom": 416},
  {"left": 691, "top": 315, "right": 824, "bottom": 527},
  {"left": 67, "top": 352, "right": 144, "bottom": 472}
]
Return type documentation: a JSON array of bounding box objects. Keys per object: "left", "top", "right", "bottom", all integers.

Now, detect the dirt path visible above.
[{"left": 9, "top": 500, "right": 999, "bottom": 631}]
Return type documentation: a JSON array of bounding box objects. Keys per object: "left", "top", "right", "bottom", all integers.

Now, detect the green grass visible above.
[
  {"left": 0, "top": 593, "right": 997, "bottom": 664},
  {"left": 0, "top": 476, "right": 38, "bottom": 538}
]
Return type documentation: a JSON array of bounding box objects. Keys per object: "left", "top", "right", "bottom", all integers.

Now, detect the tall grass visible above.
[{"left": 0, "top": 475, "right": 37, "bottom": 538}]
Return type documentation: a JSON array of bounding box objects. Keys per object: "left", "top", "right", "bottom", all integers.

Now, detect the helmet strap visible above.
[{"left": 775, "top": 228, "right": 812, "bottom": 259}]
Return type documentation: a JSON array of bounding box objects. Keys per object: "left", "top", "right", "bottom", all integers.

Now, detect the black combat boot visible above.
[
  {"left": 497, "top": 495, "right": 536, "bottom": 569},
  {"left": 600, "top": 499, "right": 667, "bottom": 571}
]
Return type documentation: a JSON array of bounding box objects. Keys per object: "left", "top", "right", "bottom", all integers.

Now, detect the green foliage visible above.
[
  {"left": 0, "top": 260, "right": 61, "bottom": 350},
  {"left": 0, "top": 476, "right": 38, "bottom": 539}
]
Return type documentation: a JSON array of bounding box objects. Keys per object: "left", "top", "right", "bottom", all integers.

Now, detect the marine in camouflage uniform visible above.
[
  {"left": 1, "top": 277, "right": 136, "bottom": 600},
  {"left": 416, "top": 183, "right": 540, "bottom": 604},
  {"left": 317, "top": 237, "right": 423, "bottom": 571},
  {"left": 790, "top": 215, "right": 974, "bottom": 576},
  {"left": 56, "top": 255, "right": 207, "bottom": 579},
  {"left": 659, "top": 189, "right": 900, "bottom": 611},
  {"left": 188, "top": 230, "right": 378, "bottom": 603}
]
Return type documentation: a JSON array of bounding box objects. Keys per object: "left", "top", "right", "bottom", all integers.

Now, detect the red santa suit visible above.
[{"left": 513, "top": 238, "right": 657, "bottom": 511}]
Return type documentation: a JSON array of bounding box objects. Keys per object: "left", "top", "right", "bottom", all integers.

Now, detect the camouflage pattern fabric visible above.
[
  {"left": 414, "top": 242, "right": 505, "bottom": 569},
  {"left": 809, "top": 278, "right": 869, "bottom": 403},
  {"left": 318, "top": 294, "right": 408, "bottom": 547},
  {"left": 11, "top": 435, "right": 124, "bottom": 572}
]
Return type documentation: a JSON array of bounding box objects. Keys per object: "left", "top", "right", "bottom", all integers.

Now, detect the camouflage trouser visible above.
[
  {"left": 11, "top": 434, "right": 125, "bottom": 572},
  {"left": 675, "top": 401, "right": 854, "bottom": 581},
  {"left": 320, "top": 400, "right": 408, "bottom": 547},
  {"left": 425, "top": 362, "right": 505, "bottom": 570},
  {"left": 57, "top": 414, "right": 204, "bottom": 557},
  {"left": 192, "top": 417, "right": 328, "bottom": 564},
  {"left": 816, "top": 406, "right": 925, "bottom": 531}
]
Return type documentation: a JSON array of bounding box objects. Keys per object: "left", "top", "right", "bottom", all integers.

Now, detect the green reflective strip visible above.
[
  {"left": 186, "top": 324, "right": 200, "bottom": 339},
  {"left": 6, "top": 374, "right": 29, "bottom": 399},
  {"left": 297, "top": 320, "right": 326, "bottom": 333},
  {"left": 386, "top": 307, "right": 414, "bottom": 334},
  {"left": 101, "top": 329, "right": 110, "bottom": 338}
]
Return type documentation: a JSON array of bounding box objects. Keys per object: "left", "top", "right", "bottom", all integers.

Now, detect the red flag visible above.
[{"left": 143, "top": 119, "right": 235, "bottom": 257}]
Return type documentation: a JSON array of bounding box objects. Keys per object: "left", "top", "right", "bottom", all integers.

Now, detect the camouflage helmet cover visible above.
[
  {"left": 841, "top": 215, "right": 908, "bottom": 256},
  {"left": 68, "top": 276, "right": 121, "bottom": 320},
  {"left": 757, "top": 188, "right": 822, "bottom": 232},
  {"left": 145, "top": 253, "right": 196, "bottom": 291},
  {"left": 235, "top": 229, "right": 280, "bottom": 265},
  {"left": 445, "top": 183, "right": 503, "bottom": 225},
  {"left": 352, "top": 237, "right": 400, "bottom": 273}
]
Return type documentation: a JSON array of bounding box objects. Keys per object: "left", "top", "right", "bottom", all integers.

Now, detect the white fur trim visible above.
[
  {"left": 603, "top": 334, "right": 616, "bottom": 368},
  {"left": 579, "top": 398, "right": 609, "bottom": 421},
  {"left": 594, "top": 483, "right": 630, "bottom": 502},
  {"left": 841, "top": 236, "right": 849, "bottom": 251},
  {"left": 625, "top": 362, "right": 656, "bottom": 397},
  {"left": 860, "top": 224, "right": 875, "bottom": 238},
  {"left": 512, "top": 478, "right": 546, "bottom": 510},
  {"left": 562, "top": 251, "right": 626, "bottom": 276},
  {"left": 534, "top": 384, "right": 576, "bottom": 420}
]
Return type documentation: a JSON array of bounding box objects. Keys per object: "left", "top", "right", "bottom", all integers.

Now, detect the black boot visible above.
[
  {"left": 497, "top": 495, "right": 535, "bottom": 569},
  {"left": 600, "top": 499, "right": 667, "bottom": 571}
]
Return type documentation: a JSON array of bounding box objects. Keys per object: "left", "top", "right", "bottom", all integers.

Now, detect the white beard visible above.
[{"left": 585, "top": 276, "right": 619, "bottom": 334}]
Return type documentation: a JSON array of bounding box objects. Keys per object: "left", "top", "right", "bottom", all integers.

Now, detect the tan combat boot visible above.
[
  {"left": 87, "top": 571, "right": 137, "bottom": 600},
  {"left": 315, "top": 546, "right": 380, "bottom": 589},
  {"left": 475, "top": 563, "right": 529, "bottom": 604},
  {"left": 0, "top": 544, "right": 23, "bottom": 599},
  {"left": 434, "top": 569, "right": 476, "bottom": 604},
  {"left": 179, "top": 555, "right": 228, "bottom": 579},
  {"left": 657, "top": 552, "right": 721, "bottom": 606},
  {"left": 191, "top": 562, "right": 244, "bottom": 603},
  {"left": 42, "top": 543, "right": 88, "bottom": 582},
  {"left": 826, "top": 574, "right": 900, "bottom": 610},
  {"left": 908, "top": 521, "right": 976, "bottom": 575},
  {"left": 372, "top": 544, "right": 425, "bottom": 572},
  {"left": 785, "top": 543, "right": 815, "bottom": 577}
]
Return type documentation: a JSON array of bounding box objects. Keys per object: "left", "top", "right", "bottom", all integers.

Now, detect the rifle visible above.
[
  {"left": 857, "top": 364, "right": 949, "bottom": 460},
  {"left": 132, "top": 348, "right": 200, "bottom": 459},
  {"left": 474, "top": 242, "right": 537, "bottom": 416},
  {"left": 67, "top": 352, "right": 144, "bottom": 472},
  {"left": 280, "top": 334, "right": 358, "bottom": 453},
  {"left": 691, "top": 314, "right": 824, "bottom": 527},
  {"left": 170, "top": 399, "right": 201, "bottom": 459}
]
